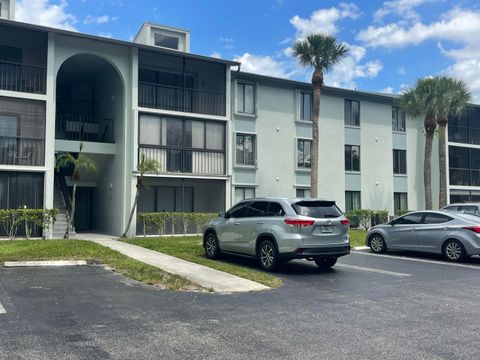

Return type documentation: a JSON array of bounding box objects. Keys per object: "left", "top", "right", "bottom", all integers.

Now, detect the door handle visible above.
[
  {"left": 443, "top": 227, "right": 450, "bottom": 230},
  {"left": 234, "top": 221, "right": 240, "bottom": 225},
  {"left": 411, "top": 228, "right": 416, "bottom": 231},
  {"left": 257, "top": 221, "right": 264, "bottom": 224}
]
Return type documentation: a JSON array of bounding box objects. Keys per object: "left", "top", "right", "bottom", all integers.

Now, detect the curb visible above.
[{"left": 4, "top": 260, "right": 88, "bottom": 268}]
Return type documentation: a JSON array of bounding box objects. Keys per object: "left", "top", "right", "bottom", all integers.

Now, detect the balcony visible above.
[
  {"left": 139, "top": 82, "right": 226, "bottom": 116},
  {"left": 139, "top": 146, "right": 225, "bottom": 176},
  {"left": 0, "top": 61, "right": 46, "bottom": 94},
  {"left": 448, "top": 125, "right": 480, "bottom": 145},
  {"left": 56, "top": 115, "right": 115, "bottom": 143},
  {"left": 450, "top": 168, "right": 480, "bottom": 187},
  {"left": 0, "top": 136, "right": 45, "bottom": 166}
]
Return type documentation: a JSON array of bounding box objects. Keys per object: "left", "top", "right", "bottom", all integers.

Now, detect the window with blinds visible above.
[
  {"left": 236, "top": 134, "right": 256, "bottom": 166},
  {"left": 0, "top": 96, "right": 45, "bottom": 166}
]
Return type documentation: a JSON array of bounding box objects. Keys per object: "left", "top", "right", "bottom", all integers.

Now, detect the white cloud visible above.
[
  {"left": 210, "top": 51, "right": 222, "bottom": 59},
  {"left": 381, "top": 86, "right": 395, "bottom": 94},
  {"left": 358, "top": 8, "right": 480, "bottom": 48},
  {"left": 373, "top": 0, "right": 434, "bottom": 23},
  {"left": 16, "top": 0, "right": 77, "bottom": 31},
  {"left": 290, "top": 2, "right": 360, "bottom": 37},
  {"left": 325, "top": 44, "right": 383, "bottom": 88},
  {"left": 219, "top": 37, "right": 235, "bottom": 50},
  {"left": 397, "top": 66, "right": 406, "bottom": 75},
  {"left": 84, "top": 14, "right": 117, "bottom": 25},
  {"left": 233, "top": 53, "right": 293, "bottom": 78}
]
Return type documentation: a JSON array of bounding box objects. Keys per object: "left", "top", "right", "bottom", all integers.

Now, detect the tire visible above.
[
  {"left": 443, "top": 239, "right": 465, "bottom": 262},
  {"left": 258, "top": 239, "right": 278, "bottom": 271},
  {"left": 369, "top": 234, "right": 387, "bottom": 254},
  {"left": 314, "top": 256, "right": 337, "bottom": 269},
  {"left": 204, "top": 232, "right": 220, "bottom": 259}
]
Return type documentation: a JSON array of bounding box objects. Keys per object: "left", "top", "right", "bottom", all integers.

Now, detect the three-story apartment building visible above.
[{"left": 0, "top": 1, "right": 476, "bottom": 236}]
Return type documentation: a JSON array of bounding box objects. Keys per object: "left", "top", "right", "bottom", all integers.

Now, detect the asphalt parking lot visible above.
[{"left": 1, "top": 251, "right": 480, "bottom": 360}]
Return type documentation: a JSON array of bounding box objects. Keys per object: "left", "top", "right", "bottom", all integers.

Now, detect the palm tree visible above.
[
  {"left": 56, "top": 143, "right": 97, "bottom": 239},
  {"left": 434, "top": 77, "right": 471, "bottom": 208},
  {"left": 292, "top": 34, "right": 348, "bottom": 197},
  {"left": 400, "top": 78, "right": 439, "bottom": 210},
  {"left": 121, "top": 153, "right": 159, "bottom": 238}
]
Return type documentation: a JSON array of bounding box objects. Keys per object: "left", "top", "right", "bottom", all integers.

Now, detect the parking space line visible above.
[
  {"left": 336, "top": 263, "right": 411, "bottom": 277},
  {"left": 0, "top": 301, "right": 6, "bottom": 315},
  {"left": 352, "top": 251, "right": 480, "bottom": 270}
]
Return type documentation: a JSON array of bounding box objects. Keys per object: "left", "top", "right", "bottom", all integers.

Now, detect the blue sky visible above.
[{"left": 15, "top": 0, "right": 480, "bottom": 101}]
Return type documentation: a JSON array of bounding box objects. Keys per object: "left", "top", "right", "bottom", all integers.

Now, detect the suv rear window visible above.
[{"left": 292, "top": 201, "right": 342, "bottom": 218}]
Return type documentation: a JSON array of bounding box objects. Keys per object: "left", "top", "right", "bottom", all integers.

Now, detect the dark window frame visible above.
[
  {"left": 392, "top": 106, "right": 406, "bottom": 132},
  {"left": 237, "top": 82, "right": 256, "bottom": 114},
  {"left": 393, "top": 149, "right": 407, "bottom": 175},
  {"left": 344, "top": 99, "right": 360, "bottom": 126},
  {"left": 235, "top": 187, "right": 255, "bottom": 202},
  {"left": 236, "top": 133, "right": 256, "bottom": 166},
  {"left": 345, "top": 191, "right": 361, "bottom": 212},
  {"left": 394, "top": 192, "right": 408, "bottom": 214},
  {"left": 345, "top": 145, "right": 361, "bottom": 172},
  {"left": 300, "top": 91, "right": 313, "bottom": 121},
  {"left": 297, "top": 138, "right": 312, "bottom": 169}
]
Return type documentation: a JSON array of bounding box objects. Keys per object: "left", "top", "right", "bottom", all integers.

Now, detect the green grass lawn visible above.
[
  {"left": 125, "top": 236, "right": 283, "bottom": 288},
  {"left": 349, "top": 229, "right": 368, "bottom": 248},
  {"left": 0, "top": 240, "right": 198, "bottom": 291}
]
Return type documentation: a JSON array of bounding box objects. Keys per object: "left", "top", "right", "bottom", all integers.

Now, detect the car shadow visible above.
[{"left": 217, "top": 253, "right": 336, "bottom": 276}]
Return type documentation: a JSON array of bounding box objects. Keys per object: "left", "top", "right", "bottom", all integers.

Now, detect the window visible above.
[
  {"left": 345, "top": 99, "right": 360, "bottom": 126},
  {"left": 139, "top": 115, "right": 162, "bottom": 145},
  {"left": 459, "top": 205, "right": 480, "bottom": 216},
  {"left": 394, "top": 193, "right": 408, "bottom": 215},
  {"left": 392, "top": 106, "right": 406, "bottom": 132},
  {"left": 237, "top": 82, "right": 255, "bottom": 114},
  {"left": 228, "top": 202, "right": 250, "bottom": 218},
  {"left": 247, "top": 201, "right": 268, "bottom": 217},
  {"left": 423, "top": 213, "right": 452, "bottom": 224},
  {"left": 300, "top": 92, "right": 312, "bottom": 121},
  {"left": 235, "top": 187, "right": 255, "bottom": 203},
  {"left": 393, "top": 149, "right": 407, "bottom": 174},
  {"left": 236, "top": 134, "right": 256, "bottom": 166},
  {"left": 345, "top": 191, "right": 361, "bottom": 212},
  {"left": 296, "top": 188, "right": 311, "bottom": 198},
  {"left": 395, "top": 213, "right": 423, "bottom": 224},
  {"left": 266, "top": 202, "right": 286, "bottom": 216},
  {"left": 345, "top": 145, "right": 360, "bottom": 172},
  {"left": 297, "top": 139, "right": 312, "bottom": 169},
  {"left": 154, "top": 34, "right": 179, "bottom": 50},
  {"left": 449, "top": 146, "right": 480, "bottom": 186},
  {"left": 292, "top": 200, "right": 343, "bottom": 219}
]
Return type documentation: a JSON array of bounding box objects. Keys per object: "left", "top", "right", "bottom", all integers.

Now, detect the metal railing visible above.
[
  {"left": 449, "top": 168, "right": 480, "bottom": 187},
  {"left": 0, "top": 136, "right": 45, "bottom": 166},
  {"left": 56, "top": 115, "right": 115, "bottom": 143},
  {"left": 448, "top": 125, "right": 480, "bottom": 145},
  {"left": 139, "top": 145, "right": 225, "bottom": 175},
  {"left": 138, "top": 82, "right": 226, "bottom": 116},
  {"left": 0, "top": 61, "right": 46, "bottom": 94}
]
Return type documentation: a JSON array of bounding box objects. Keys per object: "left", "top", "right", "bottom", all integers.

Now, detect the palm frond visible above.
[{"left": 138, "top": 153, "right": 159, "bottom": 175}]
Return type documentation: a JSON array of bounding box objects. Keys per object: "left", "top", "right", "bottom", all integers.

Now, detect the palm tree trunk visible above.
[
  {"left": 64, "top": 183, "right": 77, "bottom": 239},
  {"left": 424, "top": 132, "right": 433, "bottom": 210},
  {"left": 121, "top": 184, "right": 140, "bottom": 238},
  {"left": 310, "top": 69, "right": 322, "bottom": 198},
  {"left": 438, "top": 123, "right": 447, "bottom": 208}
]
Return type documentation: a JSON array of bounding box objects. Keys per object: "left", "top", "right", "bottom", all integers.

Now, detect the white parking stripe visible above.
[
  {"left": 336, "top": 263, "right": 411, "bottom": 277},
  {"left": 0, "top": 301, "right": 6, "bottom": 314},
  {"left": 353, "top": 251, "right": 480, "bottom": 270}
]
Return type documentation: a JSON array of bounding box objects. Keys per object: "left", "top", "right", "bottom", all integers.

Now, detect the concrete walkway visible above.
[{"left": 80, "top": 234, "right": 270, "bottom": 293}]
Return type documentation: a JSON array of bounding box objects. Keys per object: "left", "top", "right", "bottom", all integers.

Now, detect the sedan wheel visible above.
[
  {"left": 443, "top": 240, "right": 465, "bottom": 262},
  {"left": 204, "top": 233, "right": 220, "bottom": 259},
  {"left": 369, "top": 234, "right": 387, "bottom": 254},
  {"left": 258, "top": 240, "right": 278, "bottom": 271}
]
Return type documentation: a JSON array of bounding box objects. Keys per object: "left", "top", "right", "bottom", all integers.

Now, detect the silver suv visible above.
[{"left": 203, "top": 198, "right": 350, "bottom": 271}]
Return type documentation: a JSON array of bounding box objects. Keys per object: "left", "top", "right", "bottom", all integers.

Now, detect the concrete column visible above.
[{"left": 44, "top": 32, "right": 56, "bottom": 238}]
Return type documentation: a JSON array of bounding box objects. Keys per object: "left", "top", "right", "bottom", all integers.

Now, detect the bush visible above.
[
  {"left": 345, "top": 209, "right": 389, "bottom": 229},
  {"left": 0, "top": 208, "right": 58, "bottom": 240},
  {"left": 138, "top": 212, "right": 218, "bottom": 236},
  {"left": 345, "top": 211, "right": 360, "bottom": 228},
  {"left": 395, "top": 209, "right": 414, "bottom": 217}
]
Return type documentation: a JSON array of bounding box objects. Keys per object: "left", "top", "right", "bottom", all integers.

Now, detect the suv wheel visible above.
[
  {"left": 443, "top": 239, "right": 465, "bottom": 262},
  {"left": 204, "top": 233, "right": 220, "bottom": 259},
  {"left": 314, "top": 256, "right": 337, "bottom": 269},
  {"left": 369, "top": 234, "right": 387, "bottom": 254},
  {"left": 258, "top": 240, "right": 278, "bottom": 271}
]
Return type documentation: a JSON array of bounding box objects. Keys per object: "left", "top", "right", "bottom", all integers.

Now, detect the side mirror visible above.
[
  {"left": 218, "top": 211, "right": 225, "bottom": 218},
  {"left": 389, "top": 220, "right": 396, "bottom": 226}
]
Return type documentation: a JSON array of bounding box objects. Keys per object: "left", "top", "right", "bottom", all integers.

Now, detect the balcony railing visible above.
[
  {"left": 450, "top": 168, "right": 480, "bottom": 187},
  {"left": 56, "top": 115, "right": 115, "bottom": 143},
  {"left": 0, "top": 136, "right": 45, "bottom": 166},
  {"left": 138, "top": 82, "right": 226, "bottom": 116},
  {"left": 139, "top": 146, "right": 225, "bottom": 175},
  {"left": 0, "top": 61, "right": 46, "bottom": 94},
  {"left": 448, "top": 125, "right": 480, "bottom": 145}
]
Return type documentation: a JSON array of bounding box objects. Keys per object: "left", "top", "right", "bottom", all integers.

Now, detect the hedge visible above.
[
  {"left": 0, "top": 208, "right": 58, "bottom": 240},
  {"left": 138, "top": 212, "right": 218, "bottom": 236},
  {"left": 345, "top": 209, "right": 389, "bottom": 229}
]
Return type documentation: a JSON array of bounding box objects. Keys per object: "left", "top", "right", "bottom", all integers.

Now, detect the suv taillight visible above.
[
  {"left": 284, "top": 218, "right": 315, "bottom": 228},
  {"left": 463, "top": 225, "right": 480, "bottom": 233},
  {"left": 340, "top": 219, "right": 350, "bottom": 226}
]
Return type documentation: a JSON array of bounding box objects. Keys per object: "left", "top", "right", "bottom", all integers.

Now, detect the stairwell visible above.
[{"left": 53, "top": 180, "right": 76, "bottom": 238}]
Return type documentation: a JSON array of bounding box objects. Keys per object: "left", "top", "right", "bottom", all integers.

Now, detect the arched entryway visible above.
[{"left": 55, "top": 54, "right": 124, "bottom": 235}]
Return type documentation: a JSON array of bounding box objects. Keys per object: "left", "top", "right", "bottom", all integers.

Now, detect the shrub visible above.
[
  {"left": 0, "top": 208, "right": 58, "bottom": 240},
  {"left": 138, "top": 212, "right": 219, "bottom": 236}
]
